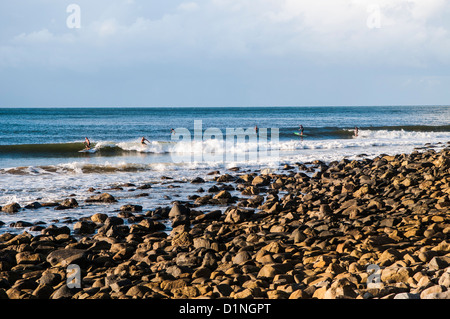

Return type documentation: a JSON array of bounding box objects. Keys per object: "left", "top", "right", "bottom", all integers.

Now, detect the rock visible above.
[
  {"left": 381, "top": 266, "right": 412, "bottom": 284},
  {"left": 353, "top": 185, "right": 371, "bottom": 198},
  {"left": 10, "top": 221, "right": 33, "bottom": 228},
  {"left": 85, "top": 193, "right": 117, "bottom": 203},
  {"left": 15, "top": 251, "right": 44, "bottom": 264},
  {"left": 32, "top": 284, "right": 54, "bottom": 299},
  {"left": 214, "top": 284, "right": 233, "bottom": 297},
  {"left": 24, "top": 202, "right": 42, "bottom": 209},
  {"left": 91, "top": 213, "right": 108, "bottom": 223},
  {"left": 420, "top": 285, "right": 446, "bottom": 299},
  {"left": 233, "top": 288, "right": 255, "bottom": 299},
  {"left": 213, "top": 190, "right": 232, "bottom": 199},
  {"left": 215, "top": 174, "right": 235, "bottom": 182},
  {"left": 232, "top": 251, "right": 252, "bottom": 264},
  {"left": 46, "top": 249, "right": 88, "bottom": 267},
  {"left": 55, "top": 198, "right": 79, "bottom": 210},
  {"left": 252, "top": 175, "right": 270, "bottom": 186},
  {"left": 168, "top": 203, "right": 190, "bottom": 218},
  {"left": 171, "top": 232, "right": 193, "bottom": 248},
  {"left": 105, "top": 275, "right": 132, "bottom": 292},
  {"left": 41, "top": 225, "right": 71, "bottom": 236},
  {"left": 241, "top": 186, "right": 260, "bottom": 195},
  {"left": 428, "top": 256, "right": 449, "bottom": 270},
  {"left": 51, "top": 285, "right": 75, "bottom": 299},
  {"left": 421, "top": 291, "right": 450, "bottom": 299},
  {"left": 39, "top": 272, "right": 62, "bottom": 286},
  {"left": 126, "top": 285, "right": 152, "bottom": 298},
  {"left": 1, "top": 203, "right": 21, "bottom": 213},
  {"left": 257, "top": 263, "right": 291, "bottom": 279},
  {"left": 74, "top": 220, "right": 96, "bottom": 234},
  {"left": 393, "top": 292, "right": 420, "bottom": 299},
  {"left": 120, "top": 204, "right": 143, "bottom": 212},
  {"left": 224, "top": 208, "right": 253, "bottom": 224},
  {"left": 191, "top": 177, "right": 205, "bottom": 184},
  {"left": 289, "top": 289, "right": 309, "bottom": 299},
  {"left": 438, "top": 271, "right": 450, "bottom": 287},
  {"left": 104, "top": 216, "right": 124, "bottom": 228},
  {"left": 267, "top": 290, "right": 290, "bottom": 299}
]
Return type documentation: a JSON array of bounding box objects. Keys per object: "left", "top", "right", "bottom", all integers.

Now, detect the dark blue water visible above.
[{"left": 1, "top": 106, "right": 449, "bottom": 146}]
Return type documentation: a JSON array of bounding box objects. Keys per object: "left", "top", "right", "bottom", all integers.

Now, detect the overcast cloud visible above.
[{"left": 1, "top": 0, "right": 450, "bottom": 107}]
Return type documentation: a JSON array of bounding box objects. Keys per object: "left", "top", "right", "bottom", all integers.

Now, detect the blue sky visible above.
[{"left": 1, "top": 0, "right": 450, "bottom": 107}]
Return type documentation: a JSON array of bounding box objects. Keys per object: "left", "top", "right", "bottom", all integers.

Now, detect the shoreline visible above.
[{"left": 0, "top": 143, "right": 449, "bottom": 299}]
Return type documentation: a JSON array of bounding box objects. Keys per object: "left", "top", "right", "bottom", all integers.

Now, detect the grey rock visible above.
[{"left": 393, "top": 292, "right": 420, "bottom": 299}]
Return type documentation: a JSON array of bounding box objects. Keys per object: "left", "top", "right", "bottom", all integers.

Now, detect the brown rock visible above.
[
  {"left": 91, "top": 213, "right": 108, "bottom": 223},
  {"left": 2, "top": 203, "right": 21, "bottom": 213},
  {"left": 15, "top": 251, "right": 44, "bottom": 264},
  {"left": 171, "top": 232, "right": 193, "bottom": 247},
  {"left": 86, "top": 193, "right": 117, "bottom": 203}
]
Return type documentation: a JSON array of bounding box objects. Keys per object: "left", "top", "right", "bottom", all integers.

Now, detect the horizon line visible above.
[{"left": 1, "top": 104, "right": 449, "bottom": 109}]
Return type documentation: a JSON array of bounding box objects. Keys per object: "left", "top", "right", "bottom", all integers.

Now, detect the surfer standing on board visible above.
[
  {"left": 84, "top": 137, "right": 91, "bottom": 150},
  {"left": 354, "top": 126, "right": 359, "bottom": 137},
  {"left": 141, "top": 137, "right": 150, "bottom": 145}
]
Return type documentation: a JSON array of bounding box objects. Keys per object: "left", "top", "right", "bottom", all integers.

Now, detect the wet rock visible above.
[
  {"left": 2, "top": 203, "right": 21, "bottom": 213},
  {"left": 55, "top": 198, "right": 79, "bottom": 210},
  {"left": 120, "top": 204, "right": 143, "bottom": 212},
  {"left": 74, "top": 220, "right": 96, "bottom": 234},
  {"left": 85, "top": 193, "right": 117, "bottom": 203},
  {"left": 191, "top": 177, "right": 205, "bottom": 184},
  {"left": 168, "top": 203, "right": 190, "bottom": 218},
  {"left": 214, "top": 190, "right": 232, "bottom": 199},
  {"left": 24, "top": 202, "right": 42, "bottom": 209},
  {"left": 252, "top": 175, "right": 270, "bottom": 187},
  {"left": 91, "top": 213, "right": 108, "bottom": 224}
]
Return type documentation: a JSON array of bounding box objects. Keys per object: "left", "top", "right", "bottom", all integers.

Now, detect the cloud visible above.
[
  {"left": 1, "top": 1, "right": 450, "bottom": 106},
  {"left": 2, "top": 0, "right": 450, "bottom": 70}
]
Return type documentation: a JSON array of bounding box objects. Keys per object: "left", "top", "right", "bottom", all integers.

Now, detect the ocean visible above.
[{"left": 1, "top": 105, "right": 449, "bottom": 234}]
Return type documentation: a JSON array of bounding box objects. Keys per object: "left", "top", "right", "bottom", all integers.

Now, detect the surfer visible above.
[
  {"left": 354, "top": 126, "right": 359, "bottom": 137},
  {"left": 171, "top": 128, "right": 176, "bottom": 135},
  {"left": 84, "top": 137, "right": 91, "bottom": 150},
  {"left": 255, "top": 125, "right": 258, "bottom": 134},
  {"left": 141, "top": 137, "right": 150, "bottom": 145},
  {"left": 299, "top": 125, "right": 304, "bottom": 136}
]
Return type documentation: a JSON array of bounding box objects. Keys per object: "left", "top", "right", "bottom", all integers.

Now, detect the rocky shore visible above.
[{"left": 0, "top": 145, "right": 449, "bottom": 299}]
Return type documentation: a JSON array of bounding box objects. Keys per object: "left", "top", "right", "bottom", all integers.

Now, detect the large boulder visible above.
[
  {"left": 46, "top": 249, "right": 88, "bottom": 267},
  {"left": 1, "top": 203, "right": 21, "bottom": 213},
  {"left": 168, "top": 203, "right": 190, "bottom": 218}
]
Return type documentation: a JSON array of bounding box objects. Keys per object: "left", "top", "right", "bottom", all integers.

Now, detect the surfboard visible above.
[
  {"left": 79, "top": 148, "right": 96, "bottom": 153},
  {"left": 294, "top": 132, "right": 307, "bottom": 136}
]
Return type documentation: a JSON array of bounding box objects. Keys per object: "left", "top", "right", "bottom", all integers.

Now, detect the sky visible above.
[{"left": 1, "top": 0, "right": 450, "bottom": 107}]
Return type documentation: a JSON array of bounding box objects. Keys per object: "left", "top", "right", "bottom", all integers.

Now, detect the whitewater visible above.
[{"left": 0, "top": 106, "right": 449, "bottom": 234}]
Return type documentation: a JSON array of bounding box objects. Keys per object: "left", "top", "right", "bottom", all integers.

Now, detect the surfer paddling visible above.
[{"left": 141, "top": 137, "right": 150, "bottom": 145}]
